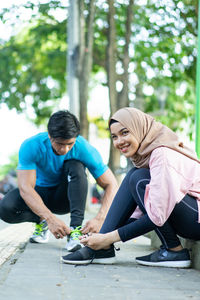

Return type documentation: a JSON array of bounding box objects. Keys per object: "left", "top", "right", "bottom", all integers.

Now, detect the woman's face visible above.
[{"left": 110, "top": 122, "right": 139, "bottom": 158}]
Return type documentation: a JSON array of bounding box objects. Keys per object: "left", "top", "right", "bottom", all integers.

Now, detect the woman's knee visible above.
[
  {"left": 128, "top": 168, "right": 151, "bottom": 213},
  {"left": 129, "top": 168, "right": 150, "bottom": 188}
]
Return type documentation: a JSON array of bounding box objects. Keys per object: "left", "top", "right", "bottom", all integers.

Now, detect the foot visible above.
[
  {"left": 135, "top": 247, "right": 191, "bottom": 268},
  {"left": 64, "top": 226, "right": 83, "bottom": 252},
  {"left": 61, "top": 245, "right": 116, "bottom": 265},
  {"left": 30, "top": 220, "right": 50, "bottom": 244}
]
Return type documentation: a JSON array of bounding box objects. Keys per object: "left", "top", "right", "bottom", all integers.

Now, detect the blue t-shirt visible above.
[{"left": 17, "top": 132, "right": 108, "bottom": 187}]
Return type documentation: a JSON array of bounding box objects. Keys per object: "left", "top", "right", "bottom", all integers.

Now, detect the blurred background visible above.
[{"left": 0, "top": 0, "right": 198, "bottom": 200}]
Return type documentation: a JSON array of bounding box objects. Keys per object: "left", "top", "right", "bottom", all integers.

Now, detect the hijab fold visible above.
[{"left": 110, "top": 107, "right": 199, "bottom": 168}]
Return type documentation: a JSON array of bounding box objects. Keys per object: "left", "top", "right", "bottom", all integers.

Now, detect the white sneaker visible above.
[
  {"left": 30, "top": 220, "right": 50, "bottom": 244},
  {"left": 64, "top": 226, "right": 83, "bottom": 252}
]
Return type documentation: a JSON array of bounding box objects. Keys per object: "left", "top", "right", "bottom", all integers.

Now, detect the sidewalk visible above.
[{"left": 0, "top": 212, "right": 200, "bottom": 300}]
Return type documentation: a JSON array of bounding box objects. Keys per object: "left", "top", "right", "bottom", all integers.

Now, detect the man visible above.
[{"left": 0, "top": 110, "right": 118, "bottom": 252}]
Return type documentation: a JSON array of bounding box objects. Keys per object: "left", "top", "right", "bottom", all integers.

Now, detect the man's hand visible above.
[
  {"left": 17, "top": 170, "right": 71, "bottom": 239},
  {"left": 46, "top": 215, "right": 71, "bottom": 239},
  {"left": 81, "top": 217, "right": 103, "bottom": 234}
]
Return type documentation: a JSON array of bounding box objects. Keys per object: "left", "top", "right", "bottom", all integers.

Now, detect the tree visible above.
[
  {"left": 106, "top": 0, "right": 134, "bottom": 173},
  {"left": 0, "top": 1, "right": 67, "bottom": 125},
  {"left": 0, "top": 0, "right": 198, "bottom": 171},
  {"left": 77, "top": 0, "right": 96, "bottom": 138}
]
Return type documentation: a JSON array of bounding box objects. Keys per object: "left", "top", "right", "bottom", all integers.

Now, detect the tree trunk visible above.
[
  {"left": 117, "top": 0, "right": 134, "bottom": 109},
  {"left": 106, "top": 0, "right": 121, "bottom": 179},
  {"left": 78, "top": 0, "right": 96, "bottom": 139},
  {"left": 107, "top": 0, "right": 134, "bottom": 179}
]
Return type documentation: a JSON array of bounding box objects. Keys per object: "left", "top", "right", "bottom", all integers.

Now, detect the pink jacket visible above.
[{"left": 131, "top": 147, "right": 200, "bottom": 226}]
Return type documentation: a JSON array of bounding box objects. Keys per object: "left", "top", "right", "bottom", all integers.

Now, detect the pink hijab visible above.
[{"left": 110, "top": 107, "right": 199, "bottom": 168}]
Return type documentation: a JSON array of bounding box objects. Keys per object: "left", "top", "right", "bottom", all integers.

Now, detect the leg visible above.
[
  {"left": 61, "top": 169, "right": 194, "bottom": 266},
  {"left": 53, "top": 160, "right": 88, "bottom": 252},
  {"left": 58, "top": 160, "right": 88, "bottom": 228},
  {"left": 168, "top": 194, "right": 200, "bottom": 241},
  {"left": 45, "top": 160, "right": 88, "bottom": 227},
  {"left": 117, "top": 169, "right": 192, "bottom": 268},
  {"left": 127, "top": 168, "right": 181, "bottom": 249},
  {"left": 0, "top": 188, "right": 40, "bottom": 224},
  {"left": 100, "top": 167, "right": 138, "bottom": 233},
  {"left": 100, "top": 168, "right": 155, "bottom": 241},
  {"left": 122, "top": 168, "right": 200, "bottom": 244},
  {"left": 0, "top": 185, "right": 63, "bottom": 224},
  {"left": 101, "top": 168, "right": 181, "bottom": 249}
]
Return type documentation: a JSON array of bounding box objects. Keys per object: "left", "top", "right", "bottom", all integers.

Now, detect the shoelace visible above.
[
  {"left": 70, "top": 226, "right": 82, "bottom": 240},
  {"left": 34, "top": 222, "right": 48, "bottom": 236},
  {"left": 34, "top": 224, "right": 44, "bottom": 235},
  {"left": 75, "top": 244, "right": 120, "bottom": 267}
]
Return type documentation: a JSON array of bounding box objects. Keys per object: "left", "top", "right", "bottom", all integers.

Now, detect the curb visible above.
[{"left": 0, "top": 223, "right": 34, "bottom": 266}]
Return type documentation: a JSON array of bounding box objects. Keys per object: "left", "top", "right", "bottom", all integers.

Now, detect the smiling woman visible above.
[
  {"left": 61, "top": 107, "right": 200, "bottom": 269},
  {"left": 110, "top": 121, "right": 139, "bottom": 158}
]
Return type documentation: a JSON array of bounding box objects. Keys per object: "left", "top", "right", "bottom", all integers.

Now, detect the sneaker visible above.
[
  {"left": 135, "top": 247, "right": 191, "bottom": 268},
  {"left": 30, "top": 220, "right": 50, "bottom": 244},
  {"left": 64, "top": 226, "right": 83, "bottom": 252},
  {"left": 61, "top": 245, "right": 116, "bottom": 265}
]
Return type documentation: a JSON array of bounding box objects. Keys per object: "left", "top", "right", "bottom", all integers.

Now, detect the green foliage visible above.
[
  {"left": 0, "top": 0, "right": 198, "bottom": 138},
  {"left": 0, "top": 1, "right": 67, "bottom": 124},
  {"left": 88, "top": 116, "right": 110, "bottom": 139},
  {"left": 0, "top": 153, "right": 18, "bottom": 179}
]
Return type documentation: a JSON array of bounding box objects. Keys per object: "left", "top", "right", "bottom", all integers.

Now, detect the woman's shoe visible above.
[
  {"left": 61, "top": 245, "right": 116, "bottom": 265},
  {"left": 135, "top": 247, "right": 191, "bottom": 268}
]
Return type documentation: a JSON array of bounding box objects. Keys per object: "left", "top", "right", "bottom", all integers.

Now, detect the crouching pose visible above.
[
  {"left": 62, "top": 107, "right": 200, "bottom": 267},
  {"left": 0, "top": 110, "right": 118, "bottom": 252}
]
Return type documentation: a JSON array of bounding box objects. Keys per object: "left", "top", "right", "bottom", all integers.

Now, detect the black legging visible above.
[
  {"left": 100, "top": 168, "right": 200, "bottom": 249},
  {"left": 0, "top": 160, "right": 88, "bottom": 228}
]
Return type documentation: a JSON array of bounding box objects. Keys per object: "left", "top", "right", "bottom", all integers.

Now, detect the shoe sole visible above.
[
  {"left": 61, "top": 256, "right": 116, "bottom": 265},
  {"left": 135, "top": 259, "right": 191, "bottom": 268},
  {"left": 29, "top": 237, "right": 49, "bottom": 244}
]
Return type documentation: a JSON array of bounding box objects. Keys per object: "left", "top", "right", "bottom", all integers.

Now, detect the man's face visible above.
[{"left": 49, "top": 136, "right": 76, "bottom": 156}]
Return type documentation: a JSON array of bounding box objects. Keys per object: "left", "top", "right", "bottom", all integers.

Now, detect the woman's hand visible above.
[
  {"left": 80, "top": 230, "right": 121, "bottom": 250},
  {"left": 80, "top": 233, "right": 110, "bottom": 250}
]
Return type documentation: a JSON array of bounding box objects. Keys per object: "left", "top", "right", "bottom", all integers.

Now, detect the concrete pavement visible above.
[{"left": 0, "top": 212, "right": 200, "bottom": 300}]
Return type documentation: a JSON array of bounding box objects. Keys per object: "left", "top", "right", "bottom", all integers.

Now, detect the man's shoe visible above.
[
  {"left": 64, "top": 226, "right": 83, "bottom": 252},
  {"left": 61, "top": 245, "right": 116, "bottom": 265},
  {"left": 30, "top": 220, "right": 50, "bottom": 243},
  {"left": 135, "top": 247, "right": 191, "bottom": 268}
]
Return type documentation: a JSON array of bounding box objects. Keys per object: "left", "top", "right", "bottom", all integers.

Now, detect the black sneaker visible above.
[
  {"left": 135, "top": 247, "right": 191, "bottom": 268},
  {"left": 61, "top": 245, "right": 116, "bottom": 265}
]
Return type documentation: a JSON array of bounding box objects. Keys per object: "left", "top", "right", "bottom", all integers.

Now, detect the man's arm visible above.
[
  {"left": 17, "top": 170, "right": 71, "bottom": 238},
  {"left": 81, "top": 168, "right": 118, "bottom": 233}
]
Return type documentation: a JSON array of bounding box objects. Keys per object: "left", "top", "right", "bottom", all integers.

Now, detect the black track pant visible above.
[
  {"left": 100, "top": 168, "right": 200, "bottom": 249},
  {"left": 0, "top": 160, "right": 88, "bottom": 228}
]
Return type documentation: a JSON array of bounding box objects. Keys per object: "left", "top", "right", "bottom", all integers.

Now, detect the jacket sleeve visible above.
[{"left": 144, "top": 148, "right": 187, "bottom": 226}]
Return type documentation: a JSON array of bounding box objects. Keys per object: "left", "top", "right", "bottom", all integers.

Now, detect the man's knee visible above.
[
  {"left": 0, "top": 188, "right": 21, "bottom": 223},
  {"left": 63, "top": 160, "right": 87, "bottom": 179}
]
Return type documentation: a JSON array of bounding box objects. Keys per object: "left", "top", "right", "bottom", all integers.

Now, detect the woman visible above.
[{"left": 61, "top": 107, "right": 200, "bottom": 268}]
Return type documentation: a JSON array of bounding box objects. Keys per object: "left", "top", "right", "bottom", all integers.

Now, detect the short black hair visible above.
[{"left": 47, "top": 110, "right": 80, "bottom": 139}]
